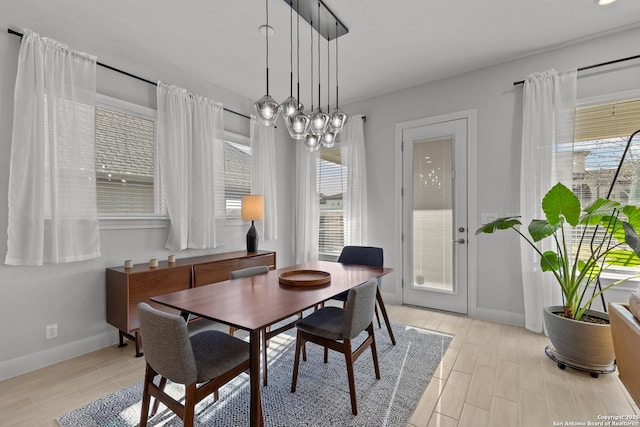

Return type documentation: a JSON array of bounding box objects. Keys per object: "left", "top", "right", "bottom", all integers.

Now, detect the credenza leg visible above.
[
  {"left": 135, "top": 331, "right": 143, "bottom": 357},
  {"left": 118, "top": 331, "right": 128, "bottom": 348}
]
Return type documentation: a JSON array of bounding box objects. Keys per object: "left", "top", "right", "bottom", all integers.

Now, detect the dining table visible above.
[{"left": 150, "top": 259, "right": 394, "bottom": 427}]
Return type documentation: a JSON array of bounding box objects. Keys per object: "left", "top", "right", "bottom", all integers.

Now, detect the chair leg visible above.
[
  {"left": 291, "top": 331, "right": 304, "bottom": 393},
  {"left": 324, "top": 346, "right": 329, "bottom": 363},
  {"left": 343, "top": 339, "right": 358, "bottom": 416},
  {"left": 183, "top": 383, "right": 197, "bottom": 427},
  {"left": 139, "top": 364, "right": 154, "bottom": 427},
  {"left": 151, "top": 376, "right": 167, "bottom": 416},
  {"left": 368, "top": 324, "right": 381, "bottom": 379},
  {"left": 228, "top": 326, "right": 236, "bottom": 336},
  {"left": 374, "top": 303, "right": 382, "bottom": 329}
]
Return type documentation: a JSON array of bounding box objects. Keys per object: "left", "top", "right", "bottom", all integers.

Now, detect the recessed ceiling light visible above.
[
  {"left": 258, "top": 25, "right": 274, "bottom": 36},
  {"left": 596, "top": 0, "right": 617, "bottom": 5}
]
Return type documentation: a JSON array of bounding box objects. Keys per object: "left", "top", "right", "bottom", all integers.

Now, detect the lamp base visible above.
[{"left": 246, "top": 221, "right": 259, "bottom": 253}]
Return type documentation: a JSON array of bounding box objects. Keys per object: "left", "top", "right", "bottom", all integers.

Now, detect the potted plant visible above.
[{"left": 476, "top": 182, "right": 640, "bottom": 376}]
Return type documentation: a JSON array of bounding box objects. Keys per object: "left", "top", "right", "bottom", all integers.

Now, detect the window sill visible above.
[{"left": 99, "top": 217, "right": 169, "bottom": 230}]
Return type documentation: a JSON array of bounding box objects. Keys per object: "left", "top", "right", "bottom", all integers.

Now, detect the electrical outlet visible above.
[{"left": 45, "top": 323, "right": 58, "bottom": 340}]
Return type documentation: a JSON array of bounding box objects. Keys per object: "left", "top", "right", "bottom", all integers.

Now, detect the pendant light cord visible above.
[
  {"left": 296, "top": 0, "right": 301, "bottom": 109},
  {"left": 310, "top": 18, "right": 314, "bottom": 112},
  {"left": 265, "top": 0, "right": 269, "bottom": 95},
  {"left": 289, "top": 0, "right": 293, "bottom": 97},
  {"left": 317, "top": 0, "right": 321, "bottom": 112},
  {"left": 335, "top": 22, "right": 339, "bottom": 110}
]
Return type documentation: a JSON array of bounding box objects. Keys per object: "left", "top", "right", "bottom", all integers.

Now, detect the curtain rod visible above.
[
  {"left": 513, "top": 53, "right": 640, "bottom": 86},
  {"left": 7, "top": 28, "right": 251, "bottom": 120}
]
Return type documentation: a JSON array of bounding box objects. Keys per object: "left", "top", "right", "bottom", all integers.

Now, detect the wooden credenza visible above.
[{"left": 106, "top": 250, "right": 276, "bottom": 356}]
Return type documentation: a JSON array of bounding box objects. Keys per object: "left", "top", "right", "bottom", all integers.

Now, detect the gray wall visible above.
[
  {"left": 344, "top": 26, "right": 640, "bottom": 324},
  {"left": 0, "top": 6, "right": 296, "bottom": 379}
]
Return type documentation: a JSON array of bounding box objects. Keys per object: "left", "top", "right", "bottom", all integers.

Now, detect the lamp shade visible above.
[{"left": 241, "top": 195, "right": 265, "bottom": 221}]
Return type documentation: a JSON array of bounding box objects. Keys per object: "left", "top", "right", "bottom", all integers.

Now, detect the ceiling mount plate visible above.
[{"left": 284, "top": 0, "right": 349, "bottom": 41}]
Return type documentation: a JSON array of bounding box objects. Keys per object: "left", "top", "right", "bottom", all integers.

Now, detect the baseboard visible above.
[
  {"left": 0, "top": 331, "right": 117, "bottom": 381},
  {"left": 475, "top": 307, "right": 525, "bottom": 327}
]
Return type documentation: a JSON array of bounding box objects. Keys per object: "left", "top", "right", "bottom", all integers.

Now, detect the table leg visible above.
[
  {"left": 376, "top": 288, "right": 396, "bottom": 345},
  {"left": 249, "top": 329, "right": 264, "bottom": 426}
]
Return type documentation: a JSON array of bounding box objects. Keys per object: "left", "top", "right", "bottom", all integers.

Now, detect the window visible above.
[
  {"left": 569, "top": 96, "right": 640, "bottom": 271},
  {"left": 224, "top": 134, "right": 252, "bottom": 217},
  {"left": 95, "top": 95, "right": 252, "bottom": 220},
  {"left": 95, "top": 96, "right": 160, "bottom": 217},
  {"left": 317, "top": 148, "right": 346, "bottom": 257}
]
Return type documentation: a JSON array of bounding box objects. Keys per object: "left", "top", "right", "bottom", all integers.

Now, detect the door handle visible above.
[{"left": 453, "top": 238, "right": 465, "bottom": 244}]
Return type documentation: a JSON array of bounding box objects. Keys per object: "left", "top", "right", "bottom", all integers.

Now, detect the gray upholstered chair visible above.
[
  {"left": 137, "top": 302, "right": 250, "bottom": 427},
  {"left": 291, "top": 278, "right": 380, "bottom": 415},
  {"left": 331, "top": 246, "right": 384, "bottom": 328},
  {"left": 227, "top": 265, "right": 270, "bottom": 336}
]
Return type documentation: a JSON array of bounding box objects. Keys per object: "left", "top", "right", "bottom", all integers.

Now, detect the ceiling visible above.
[{"left": 7, "top": 0, "right": 640, "bottom": 107}]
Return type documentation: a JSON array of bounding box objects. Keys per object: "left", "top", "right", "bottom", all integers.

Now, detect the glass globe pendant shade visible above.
[
  {"left": 321, "top": 130, "right": 339, "bottom": 148},
  {"left": 329, "top": 109, "right": 348, "bottom": 133},
  {"left": 281, "top": 96, "right": 303, "bottom": 118},
  {"left": 253, "top": 94, "right": 282, "bottom": 126},
  {"left": 303, "top": 132, "right": 321, "bottom": 151},
  {"left": 285, "top": 111, "right": 310, "bottom": 140},
  {"left": 309, "top": 110, "right": 330, "bottom": 135}
]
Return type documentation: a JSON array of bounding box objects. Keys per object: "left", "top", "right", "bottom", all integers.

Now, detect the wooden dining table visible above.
[{"left": 150, "top": 260, "right": 394, "bottom": 427}]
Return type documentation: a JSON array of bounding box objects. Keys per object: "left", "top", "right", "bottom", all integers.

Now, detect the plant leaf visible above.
[
  {"left": 604, "top": 249, "right": 640, "bottom": 267},
  {"left": 475, "top": 217, "right": 521, "bottom": 235},
  {"left": 578, "top": 259, "right": 600, "bottom": 280},
  {"left": 580, "top": 199, "right": 620, "bottom": 225},
  {"left": 540, "top": 251, "right": 559, "bottom": 272},
  {"left": 528, "top": 219, "right": 557, "bottom": 242},
  {"left": 542, "top": 182, "right": 581, "bottom": 226},
  {"left": 623, "top": 205, "right": 640, "bottom": 230},
  {"left": 623, "top": 222, "right": 640, "bottom": 257}
]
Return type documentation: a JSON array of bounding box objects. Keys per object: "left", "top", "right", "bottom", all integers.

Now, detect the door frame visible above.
[{"left": 393, "top": 110, "right": 478, "bottom": 317}]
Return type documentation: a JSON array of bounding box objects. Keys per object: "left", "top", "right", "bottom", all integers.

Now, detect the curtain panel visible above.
[
  {"left": 5, "top": 29, "right": 100, "bottom": 265},
  {"left": 250, "top": 117, "right": 278, "bottom": 241},
  {"left": 157, "top": 82, "right": 225, "bottom": 251},
  {"left": 520, "top": 69, "right": 577, "bottom": 332},
  {"left": 294, "top": 143, "right": 319, "bottom": 263},
  {"left": 341, "top": 114, "right": 368, "bottom": 246}
]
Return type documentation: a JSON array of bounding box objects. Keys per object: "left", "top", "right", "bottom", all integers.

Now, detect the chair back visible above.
[
  {"left": 229, "top": 265, "right": 269, "bottom": 279},
  {"left": 137, "top": 302, "right": 197, "bottom": 385},
  {"left": 338, "top": 246, "right": 383, "bottom": 267},
  {"left": 343, "top": 278, "right": 378, "bottom": 339}
]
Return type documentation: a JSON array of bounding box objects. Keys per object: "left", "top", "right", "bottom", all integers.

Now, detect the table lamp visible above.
[{"left": 241, "top": 195, "right": 264, "bottom": 253}]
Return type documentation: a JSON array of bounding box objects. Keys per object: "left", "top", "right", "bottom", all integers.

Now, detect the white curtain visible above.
[
  {"left": 520, "top": 69, "right": 577, "bottom": 332},
  {"left": 250, "top": 116, "right": 278, "bottom": 240},
  {"left": 295, "top": 143, "right": 319, "bottom": 263},
  {"left": 5, "top": 29, "right": 100, "bottom": 265},
  {"left": 341, "top": 114, "right": 368, "bottom": 245},
  {"left": 157, "top": 82, "right": 225, "bottom": 251}
]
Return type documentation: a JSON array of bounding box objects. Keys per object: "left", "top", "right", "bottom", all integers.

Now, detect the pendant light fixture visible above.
[
  {"left": 285, "top": 0, "right": 310, "bottom": 140},
  {"left": 281, "top": 0, "right": 302, "bottom": 118},
  {"left": 253, "top": 0, "right": 281, "bottom": 126},
  {"left": 308, "top": 0, "right": 329, "bottom": 137},
  {"left": 303, "top": 16, "right": 320, "bottom": 152},
  {"left": 329, "top": 21, "right": 347, "bottom": 133},
  {"left": 321, "top": 30, "right": 337, "bottom": 148}
]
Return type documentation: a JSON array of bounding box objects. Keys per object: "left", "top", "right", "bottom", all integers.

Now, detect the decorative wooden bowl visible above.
[{"left": 279, "top": 270, "right": 331, "bottom": 287}]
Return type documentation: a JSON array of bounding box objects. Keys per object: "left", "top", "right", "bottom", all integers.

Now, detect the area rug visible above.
[{"left": 58, "top": 322, "right": 452, "bottom": 427}]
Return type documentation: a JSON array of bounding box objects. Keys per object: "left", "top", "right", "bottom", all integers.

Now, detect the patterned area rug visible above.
[{"left": 58, "top": 322, "right": 452, "bottom": 426}]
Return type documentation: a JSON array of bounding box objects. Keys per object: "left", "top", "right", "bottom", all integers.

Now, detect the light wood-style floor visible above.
[{"left": 0, "top": 304, "right": 637, "bottom": 427}]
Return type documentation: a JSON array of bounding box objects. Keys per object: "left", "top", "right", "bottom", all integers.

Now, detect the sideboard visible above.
[{"left": 106, "top": 250, "right": 276, "bottom": 356}]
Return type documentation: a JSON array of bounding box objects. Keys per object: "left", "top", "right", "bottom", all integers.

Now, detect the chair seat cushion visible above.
[
  {"left": 190, "top": 330, "right": 250, "bottom": 383},
  {"left": 296, "top": 306, "right": 345, "bottom": 340}
]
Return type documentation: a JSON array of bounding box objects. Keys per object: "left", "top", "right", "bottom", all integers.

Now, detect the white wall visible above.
[
  {"left": 343, "top": 26, "right": 640, "bottom": 325},
  {"left": 2, "top": 2, "right": 640, "bottom": 380},
  {"left": 0, "top": 6, "right": 296, "bottom": 379}
]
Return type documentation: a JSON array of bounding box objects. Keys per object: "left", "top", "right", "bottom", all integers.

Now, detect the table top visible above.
[{"left": 151, "top": 260, "right": 392, "bottom": 332}]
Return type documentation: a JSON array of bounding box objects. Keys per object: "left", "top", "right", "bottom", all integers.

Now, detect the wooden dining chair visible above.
[
  {"left": 330, "top": 246, "right": 384, "bottom": 328},
  {"left": 137, "top": 303, "right": 250, "bottom": 427},
  {"left": 291, "top": 278, "right": 380, "bottom": 415}
]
